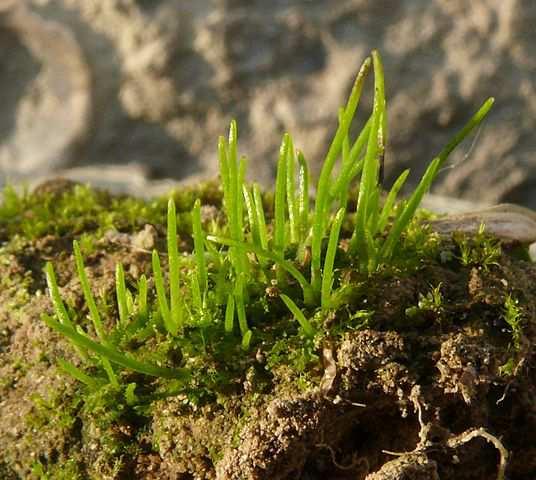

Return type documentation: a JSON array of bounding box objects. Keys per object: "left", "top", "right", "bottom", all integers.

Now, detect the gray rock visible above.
[
  {"left": 0, "top": 1, "right": 91, "bottom": 176},
  {"left": 1, "top": 0, "right": 535, "bottom": 208}
]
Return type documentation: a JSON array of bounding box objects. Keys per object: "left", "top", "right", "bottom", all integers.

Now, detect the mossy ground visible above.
[{"left": 0, "top": 180, "right": 535, "bottom": 479}]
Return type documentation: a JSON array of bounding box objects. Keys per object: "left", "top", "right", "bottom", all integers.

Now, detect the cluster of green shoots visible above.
[{"left": 43, "top": 51, "right": 494, "bottom": 387}]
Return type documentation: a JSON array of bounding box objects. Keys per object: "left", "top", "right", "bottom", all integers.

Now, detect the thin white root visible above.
[
  {"left": 316, "top": 442, "right": 369, "bottom": 472},
  {"left": 447, "top": 427, "right": 509, "bottom": 480}
]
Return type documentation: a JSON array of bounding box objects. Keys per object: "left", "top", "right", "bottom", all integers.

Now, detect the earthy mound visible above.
[{"left": 0, "top": 182, "right": 534, "bottom": 480}]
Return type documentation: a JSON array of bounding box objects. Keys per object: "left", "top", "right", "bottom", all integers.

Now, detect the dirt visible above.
[{"left": 0, "top": 189, "right": 535, "bottom": 479}]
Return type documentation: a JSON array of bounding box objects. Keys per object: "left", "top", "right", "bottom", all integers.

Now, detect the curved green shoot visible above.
[
  {"left": 222, "top": 122, "right": 249, "bottom": 285},
  {"left": 286, "top": 136, "right": 299, "bottom": 243},
  {"left": 351, "top": 51, "right": 385, "bottom": 259},
  {"left": 137, "top": 274, "right": 148, "bottom": 320},
  {"left": 243, "top": 185, "right": 259, "bottom": 245},
  {"left": 237, "top": 156, "right": 247, "bottom": 242},
  {"left": 126, "top": 290, "right": 134, "bottom": 316},
  {"left": 296, "top": 151, "right": 310, "bottom": 242},
  {"left": 331, "top": 120, "right": 369, "bottom": 209},
  {"left": 241, "top": 329, "right": 252, "bottom": 351},
  {"left": 224, "top": 294, "right": 235, "bottom": 333},
  {"left": 340, "top": 108, "right": 350, "bottom": 170},
  {"left": 115, "top": 263, "right": 129, "bottom": 326},
  {"left": 347, "top": 116, "right": 372, "bottom": 166},
  {"left": 253, "top": 183, "right": 269, "bottom": 250},
  {"left": 280, "top": 294, "right": 315, "bottom": 338},
  {"left": 435, "top": 97, "right": 495, "bottom": 171},
  {"left": 218, "top": 135, "right": 230, "bottom": 204},
  {"left": 380, "top": 97, "right": 495, "bottom": 262},
  {"left": 228, "top": 121, "right": 239, "bottom": 210},
  {"left": 57, "top": 358, "right": 101, "bottom": 389},
  {"left": 73, "top": 240, "right": 118, "bottom": 385},
  {"left": 152, "top": 249, "right": 174, "bottom": 334},
  {"left": 235, "top": 275, "right": 248, "bottom": 336},
  {"left": 380, "top": 157, "right": 440, "bottom": 261},
  {"left": 207, "top": 235, "right": 314, "bottom": 305},
  {"left": 377, "top": 169, "right": 410, "bottom": 233},
  {"left": 274, "top": 133, "right": 290, "bottom": 253},
  {"left": 312, "top": 56, "right": 372, "bottom": 292},
  {"left": 192, "top": 199, "right": 208, "bottom": 296},
  {"left": 73, "top": 240, "right": 106, "bottom": 340},
  {"left": 45, "top": 261, "right": 88, "bottom": 361},
  {"left": 45, "top": 261, "right": 75, "bottom": 330},
  {"left": 321, "top": 208, "right": 346, "bottom": 310},
  {"left": 167, "top": 198, "right": 183, "bottom": 333},
  {"left": 43, "top": 314, "right": 189, "bottom": 380},
  {"left": 190, "top": 273, "right": 202, "bottom": 313}
]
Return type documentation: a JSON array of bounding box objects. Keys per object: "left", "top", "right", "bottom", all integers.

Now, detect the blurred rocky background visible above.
[{"left": 0, "top": 0, "right": 535, "bottom": 206}]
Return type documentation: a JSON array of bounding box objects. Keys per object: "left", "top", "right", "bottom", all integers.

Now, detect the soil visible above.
[{"left": 0, "top": 182, "right": 535, "bottom": 480}]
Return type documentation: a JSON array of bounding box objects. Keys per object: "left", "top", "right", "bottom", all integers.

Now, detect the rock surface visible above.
[{"left": 1, "top": 0, "right": 536, "bottom": 206}]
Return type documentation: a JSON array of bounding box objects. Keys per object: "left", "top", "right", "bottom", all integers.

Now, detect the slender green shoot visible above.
[
  {"left": 137, "top": 274, "right": 148, "bottom": 320},
  {"left": 222, "top": 122, "right": 249, "bottom": 295},
  {"left": 380, "top": 158, "right": 440, "bottom": 261},
  {"left": 367, "top": 189, "right": 380, "bottom": 230},
  {"left": 45, "top": 262, "right": 73, "bottom": 328},
  {"left": 73, "top": 240, "right": 118, "bottom": 386},
  {"left": 252, "top": 183, "right": 269, "bottom": 250},
  {"left": 125, "top": 383, "right": 139, "bottom": 406},
  {"left": 191, "top": 273, "right": 203, "bottom": 313},
  {"left": 152, "top": 249, "right": 173, "bottom": 334},
  {"left": 73, "top": 240, "right": 106, "bottom": 340},
  {"left": 207, "top": 235, "right": 314, "bottom": 305},
  {"left": 321, "top": 208, "right": 346, "bottom": 310},
  {"left": 296, "top": 151, "right": 310, "bottom": 243},
  {"left": 167, "top": 198, "right": 183, "bottom": 333},
  {"left": 380, "top": 98, "right": 494, "bottom": 262},
  {"left": 115, "top": 263, "right": 129, "bottom": 326},
  {"left": 340, "top": 108, "right": 350, "bottom": 170},
  {"left": 331, "top": 117, "right": 371, "bottom": 211},
  {"left": 286, "top": 136, "right": 299, "bottom": 243},
  {"left": 228, "top": 123, "right": 246, "bottom": 258},
  {"left": 351, "top": 51, "right": 385, "bottom": 260},
  {"left": 280, "top": 294, "right": 315, "bottom": 337},
  {"left": 238, "top": 156, "right": 247, "bottom": 240},
  {"left": 434, "top": 97, "right": 495, "bottom": 171},
  {"left": 365, "top": 229, "right": 378, "bottom": 273},
  {"left": 241, "top": 329, "right": 252, "bottom": 351},
  {"left": 224, "top": 294, "right": 235, "bottom": 333},
  {"left": 243, "top": 185, "right": 259, "bottom": 245},
  {"left": 219, "top": 136, "right": 231, "bottom": 206},
  {"left": 377, "top": 169, "right": 410, "bottom": 233},
  {"left": 57, "top": 358, "right": 101, "bottom": 389},
  {"left": 312, "top": 56, "right": 372, "bottom": 293},
  {"left": 43, "top": 314, "right": 189, "bottom": 380},
  {"left": 274, "top": 133, "right": 290, "bottom": 253},
  {"left": 45, "top": 262, "right": 88, "bottom": 361},
  {"left": 192, "top": 199, "right": 208, "bottom": 296},
  {"left": 126, "top": 290, "right": 134, "bottom": 316},
  {"left": 228, "top": 122, "right": 239, "bottom": 223},
  {"left": 235, "top": 275, "right": 248, "bottom": 336}
]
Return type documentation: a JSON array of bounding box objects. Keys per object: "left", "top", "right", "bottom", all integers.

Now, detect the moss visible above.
[
  {"left": 0, "top": 180, "right": 222, "bottom": 248},
  {"left": 30, "top": 458, "right": 85, "bottom": 480}
]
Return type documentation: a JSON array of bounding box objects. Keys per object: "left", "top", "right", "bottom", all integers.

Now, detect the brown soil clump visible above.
[{"left": 0, "top": 213, "right": 535, "bottom": 479}]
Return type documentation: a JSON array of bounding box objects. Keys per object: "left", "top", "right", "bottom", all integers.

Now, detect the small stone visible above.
[
  {"left": 430, "top": 204, "right": 536, "bottom": 244},
  {"left": 132, "top": 224, "right": 157, "bottom": 250}
]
